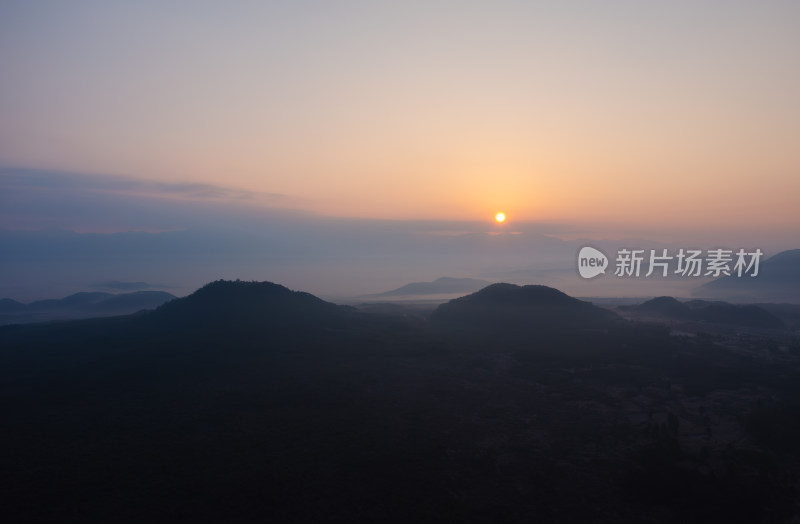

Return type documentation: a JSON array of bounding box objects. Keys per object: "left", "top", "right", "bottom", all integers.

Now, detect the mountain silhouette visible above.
[
  {"left": 364, "top": 276, "right": 492, "bottom": 298},
  {"left": 632, "top": 296, "right": 692, "bottom": 318},
  {"left": 697, "top": 249, "right": 800, "bottom": 302},
  {"left": 431, "top": 283, "right": 619, "bottom": 330},
  {"left": 146, "top": 279, "right": 355, "bottom": 332},
  {"left": 0, "top": 290, "right": 176, "bottom": 325},
  {"left": 2, "top": 278, "right": 798, "bottom": 522},
  {"left": 624, "top": 296, "right": 784, "bottom": 329},
  {"left": 0, "top": 298, "right": 24, "bottom": 313},
  {"left": 31, "top": 291, "right": 114, "bottom": 310}
]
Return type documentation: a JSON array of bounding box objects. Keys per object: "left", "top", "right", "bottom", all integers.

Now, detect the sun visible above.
[{"left": 494, "top": 212, "right": 506, "bottom": 223}]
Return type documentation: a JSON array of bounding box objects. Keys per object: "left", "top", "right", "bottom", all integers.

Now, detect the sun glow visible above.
[{"left": 495, "top": 212, "right": 506, "bottom": 223}]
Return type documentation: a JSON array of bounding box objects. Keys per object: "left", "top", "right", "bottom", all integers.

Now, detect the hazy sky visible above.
[
  {"left": 1, "top": 2, "right": 798, "bottom": 301},
  {"left": 0, "top": 168, "right": 790, "bottom": 301},
  {"left": 2, "top": 1, "right": 798, "bottom": 226}
]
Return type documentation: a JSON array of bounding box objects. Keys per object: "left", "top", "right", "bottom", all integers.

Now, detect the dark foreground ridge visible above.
[{"left": 2, "top": 280, "right": 800, "bottom": 523}]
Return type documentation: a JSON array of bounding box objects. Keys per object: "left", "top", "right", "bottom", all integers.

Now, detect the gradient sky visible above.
[
  {"left": 1, "top": 2, "right": 799, "bottom": 301},
  {"left": 2, "top": 1, "right": 798, "bottom": 227}
]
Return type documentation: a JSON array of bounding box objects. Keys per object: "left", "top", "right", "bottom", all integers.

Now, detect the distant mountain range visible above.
[
  {"left": 697, "top": 249, "right": 800, "bottom": 303},
  {"left": 363, "top": 276, "right": 493, "bottom": 298},
  {"left": 0, "top": 290, "right": 176, "bottom": 325}
]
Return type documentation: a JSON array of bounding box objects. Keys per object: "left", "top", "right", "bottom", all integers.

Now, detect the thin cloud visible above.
[
  {"left": 0, "top": 168, "right": 284, "bottom": 202},
  {"left": 0, "top": 168, "right": 289, "bottom": 232}
]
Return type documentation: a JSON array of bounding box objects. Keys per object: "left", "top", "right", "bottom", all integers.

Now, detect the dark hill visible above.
[
  {"left": 431, "top": 283, "right": 619, "bottom": 330},
  {"left": 624, "top": 296, "right": 784, "bottom": 329},
  {"left": 686, "top": 300, "right": 784, "bottom": 329},
  {"left": 698, "top": 249, "right": 800, "bottom": 302},
  {"left": 633, "top": 296, "right": 691, "bottom": 319},
  {"left": 146, "top": 279, "right": 354, "bottom": 332}
]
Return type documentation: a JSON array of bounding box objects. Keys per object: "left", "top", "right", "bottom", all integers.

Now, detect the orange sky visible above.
[{"left": 1, "top": 2, "right": 799, "bottom": 230}]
